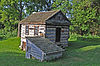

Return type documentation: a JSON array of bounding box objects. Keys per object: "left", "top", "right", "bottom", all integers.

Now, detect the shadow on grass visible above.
[
  {"left": 77, "top": 37, "right": 100, "bottom": 42},
  {"left": 68, "top": 37, "right": 100, "bottom": 49},
  {"left": 36, "top": 37, "right": 100, "bottom": 62},
  {"left": 0, "top": 37, "right": 100, "bottom": 66}
]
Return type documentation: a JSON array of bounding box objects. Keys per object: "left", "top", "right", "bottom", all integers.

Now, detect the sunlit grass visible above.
[
  {"left": 0, "top": 37, "right": 100, "bottom": 66},
  {"left": 79, "top": 45, "right": 100, "bottom": 51}
]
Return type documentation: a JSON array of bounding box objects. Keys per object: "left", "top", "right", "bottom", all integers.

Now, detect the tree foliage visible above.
[
  {"left": 0, "top": 0, "right": 100, "bottom": 39},
  {"left": 52, "top": 0, "right": 100, "bottom": 35},
  {"left": 71, "top": 0, "right": 100, "bottom": 35},
  {"left": 0, "top": 0, "right": 53, "bottom": 39}
]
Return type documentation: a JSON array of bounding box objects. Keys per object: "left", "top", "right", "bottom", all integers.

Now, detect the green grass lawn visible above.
[{"left": 0, "top": 37, "right": 100, "bottom": 66}]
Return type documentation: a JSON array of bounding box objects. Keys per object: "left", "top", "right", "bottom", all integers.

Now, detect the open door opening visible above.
[{"left": 56, "top": 28, "right": 61, "bottom": 42}]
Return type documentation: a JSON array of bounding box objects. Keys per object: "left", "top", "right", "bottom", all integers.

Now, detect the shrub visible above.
[{"left": 0, "top": 28, "right": 18, "bottom": 40}]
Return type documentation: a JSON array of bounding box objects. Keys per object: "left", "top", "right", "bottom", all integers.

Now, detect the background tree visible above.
[
  {"left": 71, "top": 0, "right": 100, "bottom": 35},
  {"left": 52, "top": 0, "right": 100, "bottom": 36},
  {"left": 52, "top": 0, "right": 72, "bottom": 17},
  {"left": 0, "top": 0, "right": 52, "bottom": 39},
  {"left": 0, "top": 0, "right": 100, "bottom": 39}
]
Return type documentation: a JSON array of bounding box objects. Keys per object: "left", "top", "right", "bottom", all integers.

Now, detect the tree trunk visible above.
[{"left": 19, "top": 0, "right": 23, "bottom": 21}]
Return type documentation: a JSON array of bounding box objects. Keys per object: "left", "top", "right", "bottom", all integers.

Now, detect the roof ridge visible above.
[
  {"left": 19, "top": 10, "right": 62, "bottom": 24},
  {"left": 45, "top": 10, "right": 60, "bottom": 21},
  {"left": 32, "top": 10, "right": 60, "bottom": 14}
]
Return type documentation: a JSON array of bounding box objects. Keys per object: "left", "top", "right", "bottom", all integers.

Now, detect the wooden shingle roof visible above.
[
  {"left": 20, "top": 10, "right": 60, "bottom": 24},
  {"left": 26, "top": 36, "right": 64, "bottom": 54}
]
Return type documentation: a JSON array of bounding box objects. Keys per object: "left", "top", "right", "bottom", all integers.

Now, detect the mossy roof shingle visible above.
[{"left": 20, "top": 10, "right": 60, "bottom": 24}]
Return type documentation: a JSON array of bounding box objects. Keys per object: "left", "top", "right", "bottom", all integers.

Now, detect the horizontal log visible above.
[
  {"left": 61, "top": 38, "right": 68, "bottom": 40},
  {"left": 39, "top": 25, "right": 45, "bottom": 27},
  {"left": 61, "top": 32, "right": 69, "bottom": 34},
  {"left": 29, "top": 31, "right": 34, "bottom": 33},
  {"left": 61, "top": 34, "right": 69, "bottom": 36},
  {"left": 61, "top": 41, "right": 68, "bottom": 44},
  {"left": 46, "top": 28, "right": 56, "bottom": 30},
  {"left": 61, "top": 29, "right": 69, "bottom": 31},
  {"left": 21, "top": 32, "right": 25, "bottom": 34},
  {"left": 39, "top": 26, "right": 45, "bottom": 27},
  {"left": 46, "top": 32, "right": 55, "bottom": 34},
  {"left": 61, "top": 36, "right": 69, "bottom": 38},
  {"left": 60, "top": 38, "right": 68, "bottom": 41},
  {"left": 46, "top": 35, "right": 55, "bottom": 37},
  {"left": 21, "top": 32, "right": 25, "bottom": 33},
  {"left": 21, "top": 29, "right": 25, "bottom": 31},
  {"left": 22, "top": 25, "right": 25, "bottom": 27},
  {"left": 46, "top": 32, "right": 56, "bottom": 35},
  {"left": 62, "top": 27, "right": 69, "bottom": 29},
  {"left": 46, "top": 33, "right": 55, "bottom": 35},
  {"left": 46, "top": 30, "right": 56, "bottom": 32},
  {"left": 60, "top": 40, "right": 68, "bottom": 42},
  {"left": 21, "top": 35, "right": 25, "bottom": 38},
  {"left": 48, "top": 38, "right": 55, "bottom": 40},
  {"left": 46, "top": 26, "right": 69, "bottom": 29},
  {"left": 47, "top": 37, "right": 55, "bottom": 39},
  {"left": 47, "top": 26, "right": 62, "bottom": 28},
  {"left": 61, "top": 44, "right": 68, "bottom": 47}
]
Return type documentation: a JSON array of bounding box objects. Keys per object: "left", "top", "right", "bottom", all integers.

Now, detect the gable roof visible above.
[
  {"left": 26, "top": 36, "right": 64, "bottom": 54},
  {"left": 20, "top": 10, "right": 60, "bottom": 24},
  {"left": 20, "top": 10, "right": 70, "bottom": 25}
]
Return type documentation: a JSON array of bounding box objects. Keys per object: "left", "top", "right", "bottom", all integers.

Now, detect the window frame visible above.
[
  {"left": 34, "top": 26, "right": 39, "bottom": 35},
  {"left": 25, "top": 25, "right": 29, "bottom": 35}
]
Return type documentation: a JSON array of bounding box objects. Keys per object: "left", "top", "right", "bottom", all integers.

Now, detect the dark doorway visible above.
[{"left": 56, "top": 28, "right": 61, "bottom": 42}]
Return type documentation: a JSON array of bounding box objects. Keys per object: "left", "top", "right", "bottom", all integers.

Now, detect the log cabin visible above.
[
  {"left": 26, "top": 36, "right": 64, "bottom": 61},
  {"left": 18, "top": 10, "right": 71, "bottom": 61}
]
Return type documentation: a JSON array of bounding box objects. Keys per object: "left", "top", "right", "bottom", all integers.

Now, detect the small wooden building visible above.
[
  {"left": 26, "top": 36, "right": 64, "bottom": 61},
  {"left": 18, "top": 10, "right": 71, "bottom": 51}
]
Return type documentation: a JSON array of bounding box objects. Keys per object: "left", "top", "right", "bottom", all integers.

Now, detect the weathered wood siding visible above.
[
  {"left": 45, "top": 11, "right": 70, "bottom": 47},
  {"left": 21, "top": 24, "right": 45, "bottom": 37},
  {"left": 60, "top": 27, "right": 69, "bottom": 47},
  {"left": 45, "top": 26, "right": 56, "bottom": 42},
  {"left": 20, "top": 24, "right": 45, "bottom": 49},
  {"left": 44, "top": 52, "right": 62, "bottom": 61},
  {"left": 26, "top": 39, "right": 63, "bottom": 61},
  {"left": 46, "top": 25, "right": 69, "bottom": 47},
  {"left": 26, "top": 39, "right": 43, "bottom": 61},
  {"left": 21, "top": 25, "right": 26, "bottom": 37},
  {"left": 48, "top": 11, "right": 67, "bottom": 21}
]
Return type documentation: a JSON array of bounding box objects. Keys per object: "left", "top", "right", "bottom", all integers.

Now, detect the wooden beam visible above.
[{"left": 17, "top": 23, "right": 21, "bottom": 37}]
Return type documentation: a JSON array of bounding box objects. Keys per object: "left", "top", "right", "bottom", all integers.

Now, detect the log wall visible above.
[
  {"left": 20, "top": 24, "right": 45, "bottom": 49},
  {"left": 46, "top": 25, "right": 69, "bottom": 47},
  {"left": 45, "top": 27, "right": 56, "bottom": 42},
  {"left": 44, "top": 52, "right": 62, "bottom": 61},
  {"left": 60, "top": 27, "right": 69, "bottom": 47},
  {"left": 20, "top": 24, "right": 69, "bottom": 48}
]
